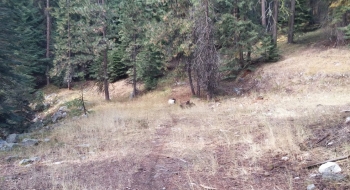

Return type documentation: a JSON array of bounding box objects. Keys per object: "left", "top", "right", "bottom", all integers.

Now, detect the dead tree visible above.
[{"left": 192, "top": 0, "right": 219, "bottom": 100}]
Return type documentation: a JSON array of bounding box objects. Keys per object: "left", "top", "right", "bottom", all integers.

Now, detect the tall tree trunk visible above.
[
  {"left": 261, "top": 0, "right": 267, "bottom": 27},
  {"left": 239, "top": 47, "right": 244, "bottom": 68},
  {"left": 272, "top": 0, "right": 279, "bottom": 45},
  {"left": 101, "top": 0, "right": 109, "bottom": 101},
  {"left": 233, "top": 0, "right": 244, "bottom": 68},
  {"left": 287, "top": 0, "right": 296, "bottom": 43},
  {"left": 132, "top": 64, "right": 137, "bottom": 98},
  {"left": 46, "top": 0, "right": 50, "bottom": 86},
  {"left": 204, "top": 0, "right": 212, "bottom": 100},
  {"left": 247, "top": 46, "right": 252, "bottom": 62},
  {"left": 131, "top": 35, "right": 137, "bottom": 98},
  {"left": 196, "top": 72, "right": 200, "bottom": 97},
  {"left": 187, "top": 59, "right": 196, "bottom": 96},
  {"left": 67, "top": 80, "right": 71, "bottom": 90},
  {"left": 102, "top": 48, "right": 109, "bottom": 100},
  {"left": 67, "top": 0, "right": 71, "bottom": 90}
]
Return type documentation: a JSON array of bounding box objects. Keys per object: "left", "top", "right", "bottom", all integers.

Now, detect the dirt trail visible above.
[
  {"left": 2, "top": 41, "right": 350, "bottom": 189},
  {"left": 131, "top": 124, "right": 189, "bottom": 190}
]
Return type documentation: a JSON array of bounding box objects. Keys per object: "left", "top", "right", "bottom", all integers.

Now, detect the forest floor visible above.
[{"left": 1, "top": 30, "right": 350, "bottom": 189}]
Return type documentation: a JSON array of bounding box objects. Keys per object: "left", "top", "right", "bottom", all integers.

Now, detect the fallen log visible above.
[
  {"left": 304, "top": 155, "right": 350, "bottom": 169},
  {"left": 315, "top": 133, "right": 330, "bottom": 144}
]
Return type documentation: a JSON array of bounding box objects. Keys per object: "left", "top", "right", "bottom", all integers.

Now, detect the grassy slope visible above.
[{"left": 1, "top": 30, "right": 350, "bottom": 189}]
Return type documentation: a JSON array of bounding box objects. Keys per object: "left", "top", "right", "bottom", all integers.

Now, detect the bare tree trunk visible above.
[
  {"left": 196, "top": 70, "right": 201, "bottom": 97},
  {"left": 81, "top": 85, "right": 87, "bottom": 115},
  {"left": 193, "top": 0, "right": 218, "bottom": 99},
  {"left": 46, "top": 0, "right": 50, "bottom": 86},
  {"left": 239, "top": 47, "right": 244, "bottom": 68},
  {"left": 272, "top": 0, "right": 279, "bottom": 45},
  {"left": 132, "top": 64, "right": 137, "bottom": 97},
  {"left": 101, "top": 0, "right": 109, "bottom": 101},
  {"left": 102, "top": 48, "right": 109, "bottom": 100},
  {"left": 205, "top": 0, "right": 213, "bottom": 100},
  {"left": 287, "top": 0, "right": 295, "bottom": 43},
  {"left": 102, "top": 29, "right": 109, "bottom": 100},
  {"left": 132, "top": 35, "right": 137, "bottom": 98},
  {"left": 187, "top": 59, "right": 196, "bottom": 96},
  {"left": 233, "top": 0, "right": 244, "bottom": 68},
  {"left": 261, "top": 0, "right": 267, "bottom": 27},
  {"left": 67, "top": 80, "right": 71, "bottom": 90},
  {"left": 247, "top": 46, "right": 252, "bottom": 62},
  {"left": 67, "top": 0, "right": 71, "bottom": 90}
]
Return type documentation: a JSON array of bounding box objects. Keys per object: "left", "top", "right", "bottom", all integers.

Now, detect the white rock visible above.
[
  {"left": 59, "top": 106, "right": 68, "bottom": 111},
  {"left": 281, "top": 156, "right": 289, "bottom": 161},
  {"left": 318, "top": 162, "right": 341, "bottom": 174},
  {"left": 233, "top": 87, "right": 242, "bottom": 95},
  {"left": 307, "top": 184, "right": 316, "bottom": 190},
  {"left": 345, "top": 117, "right": 350, "bottom": 124},
  {"left": 30, "top": 157, "right": 41, "bottom": 162},
  {"left": 19, "top": 159, "right": 32, "bottom": 165},
  {"left": 19, "top": 157, "right": 40, "bottom": 165},
  {"left": 322, "top": 173, "right": 346, "bottom": 181},
  {"left": 309, "top": 173, "right": 318, "bottom": 178},
  {"left": 168, "top": 99, "right": 176, "bottom": 104},
  {"left": 0, "top": 140, "right": 10, "bottom": 151}
]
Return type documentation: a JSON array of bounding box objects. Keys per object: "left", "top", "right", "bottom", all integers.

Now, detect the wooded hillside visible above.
[{"left": 0, "top": 0, "right": 349, "bottom": 135}]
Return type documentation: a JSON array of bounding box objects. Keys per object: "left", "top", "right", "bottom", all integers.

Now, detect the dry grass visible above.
[{"left": 1, "top": 30, "right": 350, "bottom": 189}]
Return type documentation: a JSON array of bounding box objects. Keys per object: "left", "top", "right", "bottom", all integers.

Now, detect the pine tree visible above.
[
  {"left": 145, "top": 0, "right": 196, "bottom": 94},
  {"left": 52, "top": 0, "right": 117, "bottom": 100},
  {"left": 279, "top": 0, "right": 312, "bottom": 41},
  {"left": 45, "top": 0, "right": 52, "bottom": 86},
  {"left": 9, "top": 0, "right": 47, "bottom": 87},
  {"left": 137, "top": 44, "right": 165, "bottom": 90},
  {"left": 117, "top": 0, "right": 149, "bottom": 97},
  {"left": 78, "top": 0, "right": 116, "bottom": 100},
  {"left": 215, "top": 0, "right": 274, "bottom": 74},
  {"left": 108, "top": 46, "right": 129, "bottom": 82},
  {"left": 52, "top": 0, "right": 79, "bottom": 89},
  {"left": 0, "top": 1, "right": 44, "bottom": 135}
]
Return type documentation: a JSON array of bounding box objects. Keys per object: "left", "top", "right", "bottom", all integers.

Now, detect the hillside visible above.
[{"left": 1, "top": 32, "right": 350, "bottom": 189}]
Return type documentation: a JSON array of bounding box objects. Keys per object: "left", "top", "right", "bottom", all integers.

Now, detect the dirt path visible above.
[{"left": 130, "top": 124, "right": 190, "bottom": 190}]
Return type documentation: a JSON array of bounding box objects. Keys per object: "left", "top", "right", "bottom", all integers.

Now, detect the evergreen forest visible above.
[{"left": 1, "top": 0, "right": 350, "bottom": 135}]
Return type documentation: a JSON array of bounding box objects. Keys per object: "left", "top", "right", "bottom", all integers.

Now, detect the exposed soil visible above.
[
  {"left": 2, "top": 99, "right": 350, "bottom": 190},
  {"left": 2, "top": 40, "right": 350, "bottom": 189}
]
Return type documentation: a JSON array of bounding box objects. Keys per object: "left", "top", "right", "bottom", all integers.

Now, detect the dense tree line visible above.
[{"left": 0, "top": 0, "right": 349, "bottom": 135}]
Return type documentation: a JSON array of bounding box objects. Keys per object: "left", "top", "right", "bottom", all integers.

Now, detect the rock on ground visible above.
[
  {"left": 307, "top": 184, "right": 316, "bottom": 190},
  {"left": 0, "top": 140, "right": 18, "bottom": 151},
  {"left": 319, "top": 162, "right": 341, "bottom": 174},
  {"left": 6, "top": 134, "right": 19, "bottom": 143},
  {"left": 19, "top": 157, "right": 40, "bottom": 165},
  {"left": 21, "top": 138, "right": 39, "bottom": 146}
]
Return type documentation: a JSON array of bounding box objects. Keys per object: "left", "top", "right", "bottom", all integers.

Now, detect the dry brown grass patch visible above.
[{"left": 2, "top": 31, "right": 350, "bottom": 189}]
